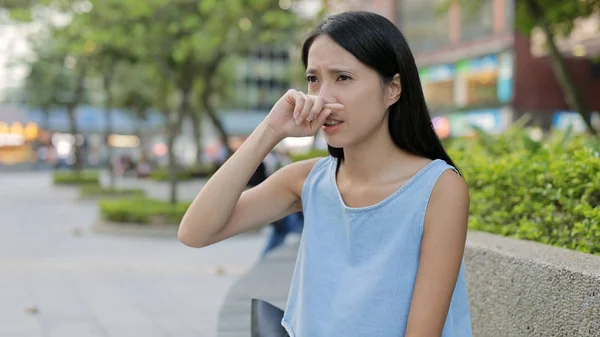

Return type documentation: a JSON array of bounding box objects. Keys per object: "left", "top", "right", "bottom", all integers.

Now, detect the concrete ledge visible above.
[
  {"left": 217, "top": 231, "right": 600, "bottom": 337},
  {"left": 465, "top": 231, "right": 600, "bottom": 337}
]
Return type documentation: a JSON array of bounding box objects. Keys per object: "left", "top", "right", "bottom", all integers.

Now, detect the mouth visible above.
[
  {"left": 321, "top": 119, "right": 344, "bottom": 134},
  {"left": 323, "top": 119, "right": 343, "bottom": 126}
]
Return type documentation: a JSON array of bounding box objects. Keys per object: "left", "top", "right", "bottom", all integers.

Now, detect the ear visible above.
[{"left": 386, "top": 74, "right": 401, "bottom": 107}]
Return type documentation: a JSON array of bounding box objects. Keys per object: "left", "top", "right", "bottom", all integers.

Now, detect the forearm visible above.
[{"left": 178, "top": 122, "right": 283, "bottom": 247}]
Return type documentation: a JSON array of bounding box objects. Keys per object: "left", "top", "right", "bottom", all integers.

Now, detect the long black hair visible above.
[{"left": 301, "top": 11, "right": 459, "bottom": 171}]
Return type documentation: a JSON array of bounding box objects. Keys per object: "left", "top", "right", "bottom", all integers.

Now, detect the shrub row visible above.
[
  {"left": 53, "top": 170, "right": 100, "bottom": 186},
  {"left": 99, "top": 197, "right": 191, "bottom": 225}
]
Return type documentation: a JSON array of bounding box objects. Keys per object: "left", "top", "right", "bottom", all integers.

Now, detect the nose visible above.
[{"left": 317, "top": 83, "right": 336, "bottom": 103}]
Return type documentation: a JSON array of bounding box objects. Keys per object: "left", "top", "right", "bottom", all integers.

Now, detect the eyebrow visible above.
[{"left": 306, "top": 67, "right": 354, "bottom": 74}]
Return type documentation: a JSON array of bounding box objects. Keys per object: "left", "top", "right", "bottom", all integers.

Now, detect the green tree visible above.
[
  {"left": 442, "top": 0, "right": 600, "bottom": 135},
  {"left": 128, "top": 0, "right": 311, "bottom": 203},
  {"left": 111, "top": 61, "right": 155, "bottom": 162},
  {"left": 21, "top": 41, "right": 72, "bottom": 131}
]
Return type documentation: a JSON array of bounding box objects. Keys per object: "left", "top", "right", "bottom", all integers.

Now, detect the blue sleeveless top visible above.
[{"left": 281, "top": 156, "right": 472, "bottom": 336}]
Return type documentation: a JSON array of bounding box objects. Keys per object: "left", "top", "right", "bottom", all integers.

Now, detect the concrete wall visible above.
[{"left": 465, "top": 231, "right": 600, "bottom": 337}]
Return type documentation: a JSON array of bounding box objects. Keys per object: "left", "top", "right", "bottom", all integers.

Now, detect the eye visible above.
[
  {"left": 306, "top": 75, "right": 318, "bottom": 83},
  {"left": 337, "top": 75, "right": 351, "bottom": 81}
]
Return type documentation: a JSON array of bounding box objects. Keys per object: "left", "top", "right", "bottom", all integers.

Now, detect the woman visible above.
[{"left": 179, "top": 11, "right": 472, "bottom": 337}]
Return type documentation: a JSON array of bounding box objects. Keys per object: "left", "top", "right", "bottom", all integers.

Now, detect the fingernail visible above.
[
  {"left": 307, "top": 114, "right": 315, "bottom": 121},
  {"left": 293, "top": 111, "right": 299, "bottom": 119}
]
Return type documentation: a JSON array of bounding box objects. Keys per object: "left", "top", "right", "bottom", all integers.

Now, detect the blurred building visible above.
[
  {"left": 234, "top": 45, "right": 291, "bottom": 112},
  {"left": 0, "top": 104, "right": 164, "bottom": 166},
  {"left": 326, "top": 0, "right": 600, "bottom": 137}
]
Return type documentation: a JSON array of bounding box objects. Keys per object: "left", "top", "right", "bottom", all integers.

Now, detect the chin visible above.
[{"left": 323, "top": 134, "right": 346, "bottom": 149}]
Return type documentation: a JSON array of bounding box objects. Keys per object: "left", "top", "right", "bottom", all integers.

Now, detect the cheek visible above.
[{"left": 344, "top": 87, "right": 386, "bottom": 122}]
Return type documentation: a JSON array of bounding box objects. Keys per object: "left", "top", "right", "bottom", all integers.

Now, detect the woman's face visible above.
[{"left": 306, "top": 35, "right": 400, "bottom": 149}]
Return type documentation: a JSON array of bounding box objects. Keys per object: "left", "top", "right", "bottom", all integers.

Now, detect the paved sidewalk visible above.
[{"left": 0, "top": 171, "right": 266, "bottom": 337}]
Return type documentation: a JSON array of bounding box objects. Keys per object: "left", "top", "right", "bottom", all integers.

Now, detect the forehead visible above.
[{"left": 307, "top": 35, "right": 360, "bottom": 69}]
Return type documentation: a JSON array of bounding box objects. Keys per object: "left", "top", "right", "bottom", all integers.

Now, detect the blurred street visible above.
[{"left": 0, "top": 172, "right": 266, "bottom": 337}]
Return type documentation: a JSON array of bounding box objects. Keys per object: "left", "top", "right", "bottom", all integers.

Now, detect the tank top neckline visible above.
[{"left": 329, "top": 157, "right": 442, "bottom": 213}]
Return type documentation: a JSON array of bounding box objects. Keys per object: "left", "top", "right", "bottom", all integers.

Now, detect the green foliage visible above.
[
  {"left": 148, "top": 164, "right": 216, "bottom": 181},
  {"left": 99, "top": 197, "right": 191, "bottom": 224},
  {"left": 79, "top": 185, "right": 146, "bottom": 198},
  {"left": 52, "top": 170, "right": 100, "bottom": 185},
  {"left": 290, "top": 149, "right": 329, "bottom": 162},
  {"left": 448, "top": 126, "right": 600, "bottom": 254},
  {"left": 149, "top": 168, "right": 192, "bottom": 182},
  {"left": 445, "top": 0, "right": 600, "bottom": 37}
]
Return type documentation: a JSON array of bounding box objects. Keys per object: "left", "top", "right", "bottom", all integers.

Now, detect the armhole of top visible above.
[
  {"left": 417, "top": 164, "right": 459, "bottom": 238},
  {"left": 300, "top": 156, "right": 332, "bottom": 203}
]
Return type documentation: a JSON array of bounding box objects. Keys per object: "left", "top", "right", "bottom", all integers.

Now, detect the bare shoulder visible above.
[
  {"left": 431, "top": 170, "right": 469, "bottom": 207},
  {"left": 270, "top": 156, "right": 324, "bottom": 196},
  {"left": 425, "top": 170, "right": 469, "bottom": 231}
]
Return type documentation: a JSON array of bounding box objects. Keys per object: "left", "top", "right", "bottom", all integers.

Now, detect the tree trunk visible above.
[
  {"left": 166, "top": 121, "right": 180, "bottom": 204},
  {"left": 134, "top": 105, "right": 149, "bottom": 162},
  {"left": 166, "top": 87, "right": 190, "bottom": 205},
  {"left": 201, "top": 49, "right": 233, "bottom": 157},
  {"left": 102, "top": 60, "right": 116, "bottom": 187},
  {"left": 68, "top": 60, "right": 88, "bottom": 175},
  {"left": 201, "top": 97, "right": 232, "bottom": 156},
  {"left": 188, "top": 109, "right": 203, "bottom": 165},
  {"left": 42, "top": 106, "right": 51, "bottom": 131},
  {"left": 525, "top": 0, "right": 597, "bottom": 135}
]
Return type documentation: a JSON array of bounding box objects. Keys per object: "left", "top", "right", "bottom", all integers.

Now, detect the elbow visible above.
[{"left": 177, "top": 223, "right": 208, "bottom": 248}]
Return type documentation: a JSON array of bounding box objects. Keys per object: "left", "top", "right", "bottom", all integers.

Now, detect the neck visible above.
[{"left": 339, "top": 125, "right": 415, "bottom": 183}]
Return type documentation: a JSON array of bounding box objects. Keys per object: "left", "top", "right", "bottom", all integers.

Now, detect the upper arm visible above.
[
  {"left": 405, "top": 170, "right": 470, "bottom": 337},
  {"left": 205, "top": 157, "right": 320, "bottom": 246}
]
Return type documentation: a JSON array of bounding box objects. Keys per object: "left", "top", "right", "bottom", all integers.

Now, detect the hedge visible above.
[
  {"left": 290, "top": 149, "right": 328, "bottom": 162},
  {"left": 448, "top": 126, "right": 600, "bottom": 254},
  {"left": 149, "top": 164, "right": 217, "bottom": 181},
  {"left": 79, "top": 185, "right": 146, "bottom": 198},
  {"left": 53, "top": 170, "right": 100, "bottom": 186},
  {"left": 99, "top": 197, "right": 191, "bottom": 225}
]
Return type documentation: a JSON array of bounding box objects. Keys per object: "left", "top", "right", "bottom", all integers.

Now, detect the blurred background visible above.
[{"left": 0, "top": 0, "right": 598, "bottom": 336}]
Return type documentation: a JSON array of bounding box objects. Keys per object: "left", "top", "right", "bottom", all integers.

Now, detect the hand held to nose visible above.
[{"left": 266, "top": 89, "right": 344, "bottom": 138}]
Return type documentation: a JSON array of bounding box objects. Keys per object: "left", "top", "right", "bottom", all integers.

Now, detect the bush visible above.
[
  {"left": 185, "top": 163, "right": 218, "bottom": 178},
  {"left": 99, "top": 197, "right": 191, "bottom": 225},
  {"left": 149, "top": 164, "right": 217, "bottom": 181},
  {"left": 53, "top": 170, "right": 100, "bottom": 186},
  {"left": 290, "top": 149, "right": 328, "bottom": 162},
  {"left": 447, "top": 126, "right": 600, "bottom": 254},
  {"left": 80, "top": 185, "right": 146, "bottom": 198},
  {"left": 149, "top": 168, "right": 192, "bottom": 181}
]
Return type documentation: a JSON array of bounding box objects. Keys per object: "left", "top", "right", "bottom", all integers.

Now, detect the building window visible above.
[
  {"left": 398, "top": 0, "right": 451, "bottom": 53},
  {"left": 459, "top": 0, "right": 494, "bottom": 42},
  {"left": 235, "top": 46, "right": 291, "bottom": 110}
]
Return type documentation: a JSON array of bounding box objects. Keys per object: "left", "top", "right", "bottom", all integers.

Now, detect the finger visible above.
[
  {"left": 293, "top": 91, "right": 305, "bottom": 119},
  {"left": 306, "top": 96, "right": 325, "bottom": 122},
  {"left": 324, "top": 102, "right": 344, "bottom": 111},
  {"left": 297, "top": 93, "right": 313, "bottom": 125},
  {"left": 313, "top": 108, "right": 332, "bottom": 129}
]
